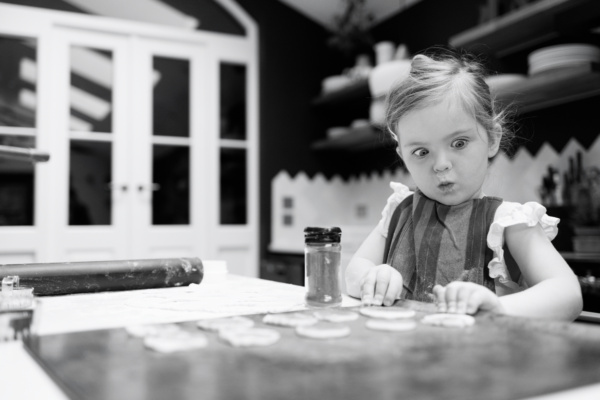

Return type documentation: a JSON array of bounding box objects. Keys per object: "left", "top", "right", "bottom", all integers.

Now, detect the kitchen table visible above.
[{"left": 2, "top": 272, "right": 600, "bottom": 400}]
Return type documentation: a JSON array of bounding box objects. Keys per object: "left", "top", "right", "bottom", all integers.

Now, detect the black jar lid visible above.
[{"left": 304, "top": 227, "right": 341, "bottom": 243}]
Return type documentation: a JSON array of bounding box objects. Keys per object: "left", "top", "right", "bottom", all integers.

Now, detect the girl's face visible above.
[{"left": 395, "top": 98, "right": 500, "bottom": 206}]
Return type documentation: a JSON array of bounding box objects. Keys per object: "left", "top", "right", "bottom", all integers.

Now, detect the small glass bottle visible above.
[{"left": 304, "top": 227, "right": 342, "bottom": 307}]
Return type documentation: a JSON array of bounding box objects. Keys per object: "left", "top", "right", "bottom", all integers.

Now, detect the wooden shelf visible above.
[
  {"left": 449, "top": 0, "right": 598, "bottom": 57},
  {"left": 311, "top": 64, "right": 600, "bottom": 151},
  {"left": 311, "top": 125, "right": 395, "bottom": 152},
  {"left": 312, "top": 79, "right": 370, "bottom": 107},
  {"left": 495, "top": 63, "right": 600, "bottom": 114}
]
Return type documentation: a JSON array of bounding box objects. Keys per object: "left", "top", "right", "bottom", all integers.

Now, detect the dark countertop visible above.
[{"left": 24, "top": 299, "right": 600, "bottom": 400}]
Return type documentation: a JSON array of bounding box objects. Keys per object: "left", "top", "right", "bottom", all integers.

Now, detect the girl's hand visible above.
[
  {"left": 433, "top": 282, "right": 504, "bottom": 315},
  {"left": 360, "top": 264, "right": 403, "bottom": 306}
]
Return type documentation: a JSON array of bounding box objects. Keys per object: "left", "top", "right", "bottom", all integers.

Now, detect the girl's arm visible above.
[
  {"left": 434, "top": 223, "right": 582, "bottom": 321},
  {"left": 499, "top": 222, "right": 583, "bottom": 321},
  {"left": 345, "top": 227, "right": 403, "bottom": 306}
]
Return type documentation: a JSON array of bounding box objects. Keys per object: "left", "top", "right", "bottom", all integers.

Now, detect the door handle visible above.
[{"left": 106, "top": 183, "right": 128, "bottom": 192}]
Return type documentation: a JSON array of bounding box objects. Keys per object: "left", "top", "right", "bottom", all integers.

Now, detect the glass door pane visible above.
[
  {"left": 220, "top": 63, "right": 246, "bottom": 140},
  {"left": 0, "top": 135, "right": 35, "bottom": 226},
  {"left": 68, "top": 45, "right": 114, "bottom": 226},
  {"left": 0, "top": 36, "right": 36, "bottom": 128},
  {"left": 152, "top": 144, "right": 189, "bottom": 225},
  {"left": 219, "top": 62, "right": 247, "bottom": 225},
  {"left": 69, "top": 140, "right": 111, "bottom": 225},
  {"left": 153, "top": 57, "right": 189, "bottom": 138},
  {"left": 0, "top": 35, "right": 38, "bottom": 226},
  {"left": 151, "top": 55, "right": 191, "bottom": 225},
  {"left": 220, "top": 147, "right": 246, "bottom": 224}
]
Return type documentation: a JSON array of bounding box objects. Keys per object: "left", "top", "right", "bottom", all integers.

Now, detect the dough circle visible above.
[
  {"left": 313, "top": 309, "right": 359, "bottom": 323},
  {"left": 359, "top": 307, "right": 416, "bottom": 319},
  {"left": 144, "top": 331, "right": 208, "bottom": 353},
  {"left": 421, "top": 313, "right": 475, "bottom": 328},
  {"left": 295, "top": 322, "right": 351, "bottom": 339},
  {"left": 262, "top": 312, "right": 318, "bottom": 327},
  {"left": 365, "top": 319, "right": 417, "bottom": 332},
  {"left": 196, "top": 316, "right": 255, "bottom": 332},
  {"left": 219, "top": 328, "right": 281, "bottom": 347}
]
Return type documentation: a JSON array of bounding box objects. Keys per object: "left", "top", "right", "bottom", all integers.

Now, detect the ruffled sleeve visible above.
[
  {"left": 376, "top": 182, "right": 414, "bottom": 238},
  {"left": 486, "top": 201, "right": 560, "bottom": 294}
]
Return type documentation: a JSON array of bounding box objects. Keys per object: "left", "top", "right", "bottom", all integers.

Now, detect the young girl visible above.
[{"left": 345, "top": 49, "right": 583, "bottom": 321}]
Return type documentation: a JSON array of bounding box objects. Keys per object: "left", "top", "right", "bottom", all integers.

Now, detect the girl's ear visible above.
[
  {"left": 396, "top": 146, "right": 403, "bottom": 158},
  {"left": 488, "top": 125, "right": 502, "bottom": 158},
  {"left": 389, "top": 130, "right": 403, "bottom": 159}
]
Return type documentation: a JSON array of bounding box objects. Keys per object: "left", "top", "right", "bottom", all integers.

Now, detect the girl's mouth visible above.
[{"left": 438, "top": 182, "right": 454, "bottom": 191}]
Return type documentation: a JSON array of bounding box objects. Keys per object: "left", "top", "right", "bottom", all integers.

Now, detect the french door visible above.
[
  {"left": 51, "top": 28, "right": 208, "bottom": 261},
  {"left": 0, "top": 3, "right": 258, "bottom": 276}
]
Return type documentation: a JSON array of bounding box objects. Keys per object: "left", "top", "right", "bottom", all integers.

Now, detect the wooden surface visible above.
[
  {"left": 494, "top": 63, "right": 600, "bottom": 115},
  {"left": 311, "top": 79, "right": 370, "bottom": 107},
  {"left": 448, "top": 0, "right": 595, "bottom": 57},
  {"left": 311, "top": 125, "right": 395, "bottom": 152},
  {"left": 24, "top": 300, "right": 600, "bottom": 400}
]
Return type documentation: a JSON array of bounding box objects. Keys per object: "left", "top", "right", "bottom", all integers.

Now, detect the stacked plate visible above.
[
  {"left": 528, "top": 44, "right": 600, "bottom": 75},
  {"left": 484, "top": 74, "right": 527, "bottom": 93}
]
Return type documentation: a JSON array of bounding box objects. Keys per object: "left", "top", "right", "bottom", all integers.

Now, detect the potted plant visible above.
[{"left": 327, "top": 0, "right": 375, "bottom": 69}]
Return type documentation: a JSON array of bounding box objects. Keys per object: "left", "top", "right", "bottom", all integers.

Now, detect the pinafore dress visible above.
[{"left": 383, "top": 190, "right": 521, "bottom": 302}]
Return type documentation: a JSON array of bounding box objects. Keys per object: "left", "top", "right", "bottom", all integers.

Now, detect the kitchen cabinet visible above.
[
  {"left": 261, "top": 251, "right": 304, "bottom": 286},
  {"left": 562, "top": 252, "right": 600, "bottom": 313},
  {"left": 449, "top": 0, "right": 600, "bottom": 114}
]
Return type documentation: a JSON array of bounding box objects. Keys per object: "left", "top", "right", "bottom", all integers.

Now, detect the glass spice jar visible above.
[{"left": 304, "top": 227, "right": 342, "bottom": 307}]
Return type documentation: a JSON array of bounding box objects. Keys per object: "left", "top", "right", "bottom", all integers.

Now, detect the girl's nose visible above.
[{"left": 433, "top": 153, "right": 452, "bottom": 173}]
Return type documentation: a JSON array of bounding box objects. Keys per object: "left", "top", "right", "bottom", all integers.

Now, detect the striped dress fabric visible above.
[{"left": 383, "top": 190, "right": 511, "bottom": 302}]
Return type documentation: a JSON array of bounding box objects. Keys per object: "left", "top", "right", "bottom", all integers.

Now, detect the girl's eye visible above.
[
  {"left": 452, "top": 139, "right": 468, "bottom": 149},
  {"left": 412, "top": 148, "right": 428, "bottom": 157}
]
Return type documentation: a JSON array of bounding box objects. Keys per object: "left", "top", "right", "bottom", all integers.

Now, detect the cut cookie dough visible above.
[
  {"left": 219, "top": 328, "right": 281, "bottom": 347},
  {"left": 313, "top": 309, "right": 359, "bottom": 323},
  {"left": 421, "top": 313, "right": 475, "bottom": 328},
  {"left": 295, "top": 322, "right": 351, "bottom": 339},
  {"left": 144, "top": 330, "right": 208, "bottom": 353},
  {"left": 196, "top": 316, "right": 254, "bottom": 332},
  {"left": 359, "top": 307, "right": 416, "bottom": 319},
  {"left": 366, "top": 319, "right": 417, "bottom": 332},
  {"left": 314, "top": 308, "right": 359, "bottom": 322},
  {"left": 262, "top": 312, "right": 318, "bottom": 327}
]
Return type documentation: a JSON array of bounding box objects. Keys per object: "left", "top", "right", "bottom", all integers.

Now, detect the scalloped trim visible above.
[
  {"left": 487, "top": 201, "right": 559, "bottom": 284},
  {"left": 376, "top": 182, "right": 414, "bottom": 238}
]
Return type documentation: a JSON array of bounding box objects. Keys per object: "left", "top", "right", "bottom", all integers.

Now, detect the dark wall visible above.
[
  {"left": 232, "top": 0, "right": 347, "bottom": 265},
  {"left": 371, "top": 0, "right": 481, "bottom": 57}
]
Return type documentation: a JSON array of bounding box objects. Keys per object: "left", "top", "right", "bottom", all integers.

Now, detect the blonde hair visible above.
[{"left": 385, "top": 49, "right": 513, "bottom": 155}]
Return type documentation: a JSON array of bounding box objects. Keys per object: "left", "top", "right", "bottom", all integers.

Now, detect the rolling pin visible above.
[{"left": 0, "top": 258, "right": 203, "bottom": 296}]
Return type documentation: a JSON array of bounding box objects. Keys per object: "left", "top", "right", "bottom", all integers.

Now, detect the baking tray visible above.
[{"left": 24, "top": 303, "right": 600, "bottom": 400}]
